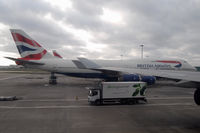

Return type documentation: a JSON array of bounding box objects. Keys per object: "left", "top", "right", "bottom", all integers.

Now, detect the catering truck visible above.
[{"left": 88, "top": 81, "right": 147, "bottom": 105}]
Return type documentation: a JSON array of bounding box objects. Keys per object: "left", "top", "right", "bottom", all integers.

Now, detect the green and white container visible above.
[{"left": 88, "top": 81, "right": 147, "bottom": 105}]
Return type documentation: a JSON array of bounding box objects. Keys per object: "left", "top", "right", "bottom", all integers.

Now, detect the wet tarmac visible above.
[{"left": 0, "top": 72, "right": 199, "bottom": 133}]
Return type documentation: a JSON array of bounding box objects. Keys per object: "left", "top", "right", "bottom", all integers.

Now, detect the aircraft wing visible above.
[
  {"left": 77, "top": 57, "right": 101, "bottom": 69},
  {"left": 5, "top": 57, "right": 44, "bottom": 65},
  {"left": 99, "top": 67, "right": 200, "bottom": 82},
  {"left": 76, "top": 58, "right": 122, "bottom": 77}
]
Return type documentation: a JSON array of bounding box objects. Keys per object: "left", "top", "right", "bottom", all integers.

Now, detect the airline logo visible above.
[
  {"left": 11, "top": 31, "right": 47, "bottom": 60},
  {"left": 137, "top": 60, "right": 182, "bottom": 69},
  {"left": 156, "top": 60, "right": 182, "bottom": 68}
]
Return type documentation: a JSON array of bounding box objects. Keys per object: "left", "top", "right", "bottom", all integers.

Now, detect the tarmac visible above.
[{"left": 0, "top": 72, "right": 200, "bottom": 133}]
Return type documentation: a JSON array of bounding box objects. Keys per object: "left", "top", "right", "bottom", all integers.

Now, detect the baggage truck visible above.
[{"left": 88, "top": 81, "right": 147, "bottom": 105}]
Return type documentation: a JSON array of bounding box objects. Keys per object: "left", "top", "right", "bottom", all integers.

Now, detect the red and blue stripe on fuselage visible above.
[{"left": 156, "top": 60, "right": 182, "bottom": 68}]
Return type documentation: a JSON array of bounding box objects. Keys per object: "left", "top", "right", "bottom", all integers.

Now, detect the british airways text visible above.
[{"left": 137, "top": 64, "right": 172, "bottom": 69}]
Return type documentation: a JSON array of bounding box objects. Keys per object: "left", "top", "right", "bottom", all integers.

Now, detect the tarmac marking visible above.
[
  {"left": 147, "top": 97, "right": 193, "bottom": 100},
  {"left": 18, "top": 97, "right": 192, "bottom": 102},
  {"left": 143, "top": 102, "right": 194, "bottom": 106},
  {"left": 0, "top": 75, "right": 27, "bottom": 81},
  {"left": 19, "top": 99, "right": 88, "bottom": 102},
  {"left": 0, "top": 105, "right": 92, "bottom": 109},
  {"left": 0, "top": 102, "right": 195, "bottom": 109}
]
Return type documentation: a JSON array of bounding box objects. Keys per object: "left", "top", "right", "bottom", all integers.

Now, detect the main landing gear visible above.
[
  {"left": 194, "top": 88, "right": 200, "bottom": 105},
  {"left": 49, "top": 72, "right": 57, "bottom": 85}
]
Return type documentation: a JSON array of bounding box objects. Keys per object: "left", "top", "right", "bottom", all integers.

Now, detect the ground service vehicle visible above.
[{"left": 88, "top": 82, "right": 147, "bottom": 105}]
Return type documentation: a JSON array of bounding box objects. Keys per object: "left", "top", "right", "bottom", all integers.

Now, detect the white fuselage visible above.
[
  {"left": 91, "top": 59, "right": 196, "bottom": 71},
  {"left": 25, "top": 57, "right": 101, "bottom": 75},
  {"left": 25, "top": 55, "right": 196, "bottom": 78}
]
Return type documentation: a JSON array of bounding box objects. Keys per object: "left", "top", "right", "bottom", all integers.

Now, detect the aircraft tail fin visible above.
[{"left": 10, "top": 29, "right": 52, "bottom": 60}]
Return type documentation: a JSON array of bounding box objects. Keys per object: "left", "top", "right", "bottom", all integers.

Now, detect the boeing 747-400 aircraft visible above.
[{"left": 6, "top": 29, "right": 200, "bottom": 105}]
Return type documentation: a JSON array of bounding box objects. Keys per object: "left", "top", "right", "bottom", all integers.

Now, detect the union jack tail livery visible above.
[{"left": 10, "top": 29, "right": 52, "bottom": 60}]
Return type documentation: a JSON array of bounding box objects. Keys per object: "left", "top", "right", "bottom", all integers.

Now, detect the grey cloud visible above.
[
  {"left": 0, "top": 0, "right": 85, "bottom": 52},
  {"left": 0, "top": 0, "right": 200, "bottom": 65}
]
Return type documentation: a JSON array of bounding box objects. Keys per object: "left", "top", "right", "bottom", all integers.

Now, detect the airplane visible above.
[{"left": 6, "top": 29, "right": 200, "bottom": 105}]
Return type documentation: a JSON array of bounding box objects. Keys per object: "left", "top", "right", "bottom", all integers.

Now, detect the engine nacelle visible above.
[
  {"left": 141, "top": 76, "right": 156, "bottom": 85},
  {"left": 120, "top": 74, "right": 156, "bottom": 85},
  {"left": 120, "top": 74, "right": 140, "bottom": 81}
]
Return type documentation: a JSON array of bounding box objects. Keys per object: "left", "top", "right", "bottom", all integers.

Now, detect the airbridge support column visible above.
[{"left": 49, "top": 72, "right": 57, "bottom": 85}]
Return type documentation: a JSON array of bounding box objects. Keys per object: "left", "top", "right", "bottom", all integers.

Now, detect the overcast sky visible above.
[{"left": 0, "top": 0, "right": 200, "bottom": 66}]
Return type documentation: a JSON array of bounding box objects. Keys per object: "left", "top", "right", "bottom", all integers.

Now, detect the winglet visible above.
[
  {"left": 77, "top": 58, "right": 101, "bottom": 69},
  {"left": 52, "top": 50, "right": 63, "bottom": 58}
]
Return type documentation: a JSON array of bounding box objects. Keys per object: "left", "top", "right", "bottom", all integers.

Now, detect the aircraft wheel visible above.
[
  {"left": 120, "top": 99, "right": 128, "bottom": 104},
  {"left": 95, "top": 99, "right": 101, "bottom": 105},
  {"left": 49, "top": 79, "right": 57, "bottom": 85},
  {"left": 194, "top": 89, "right": 200, "bottom": 105},
  {"left": 127, "top": 99, "right": 135, "bottom": 105}
]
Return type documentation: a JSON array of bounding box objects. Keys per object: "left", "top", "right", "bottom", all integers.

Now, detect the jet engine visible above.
[
  {"left": 140, "top": 76, "right": 156, "bottom": 85},
  {"left": 120, "top": 74, "right": 156, "bottom": 85},
  {"left": 121, "top": 74, "right": 140, "bottom": 81}
]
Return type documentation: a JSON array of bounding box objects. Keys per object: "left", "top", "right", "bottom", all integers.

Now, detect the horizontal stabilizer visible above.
[
  {"left": 5, "top": 57, "right": 44, "bottom": 65},
  {"left": 77, "top": 58, "right": 101, "bottom": 69}
]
